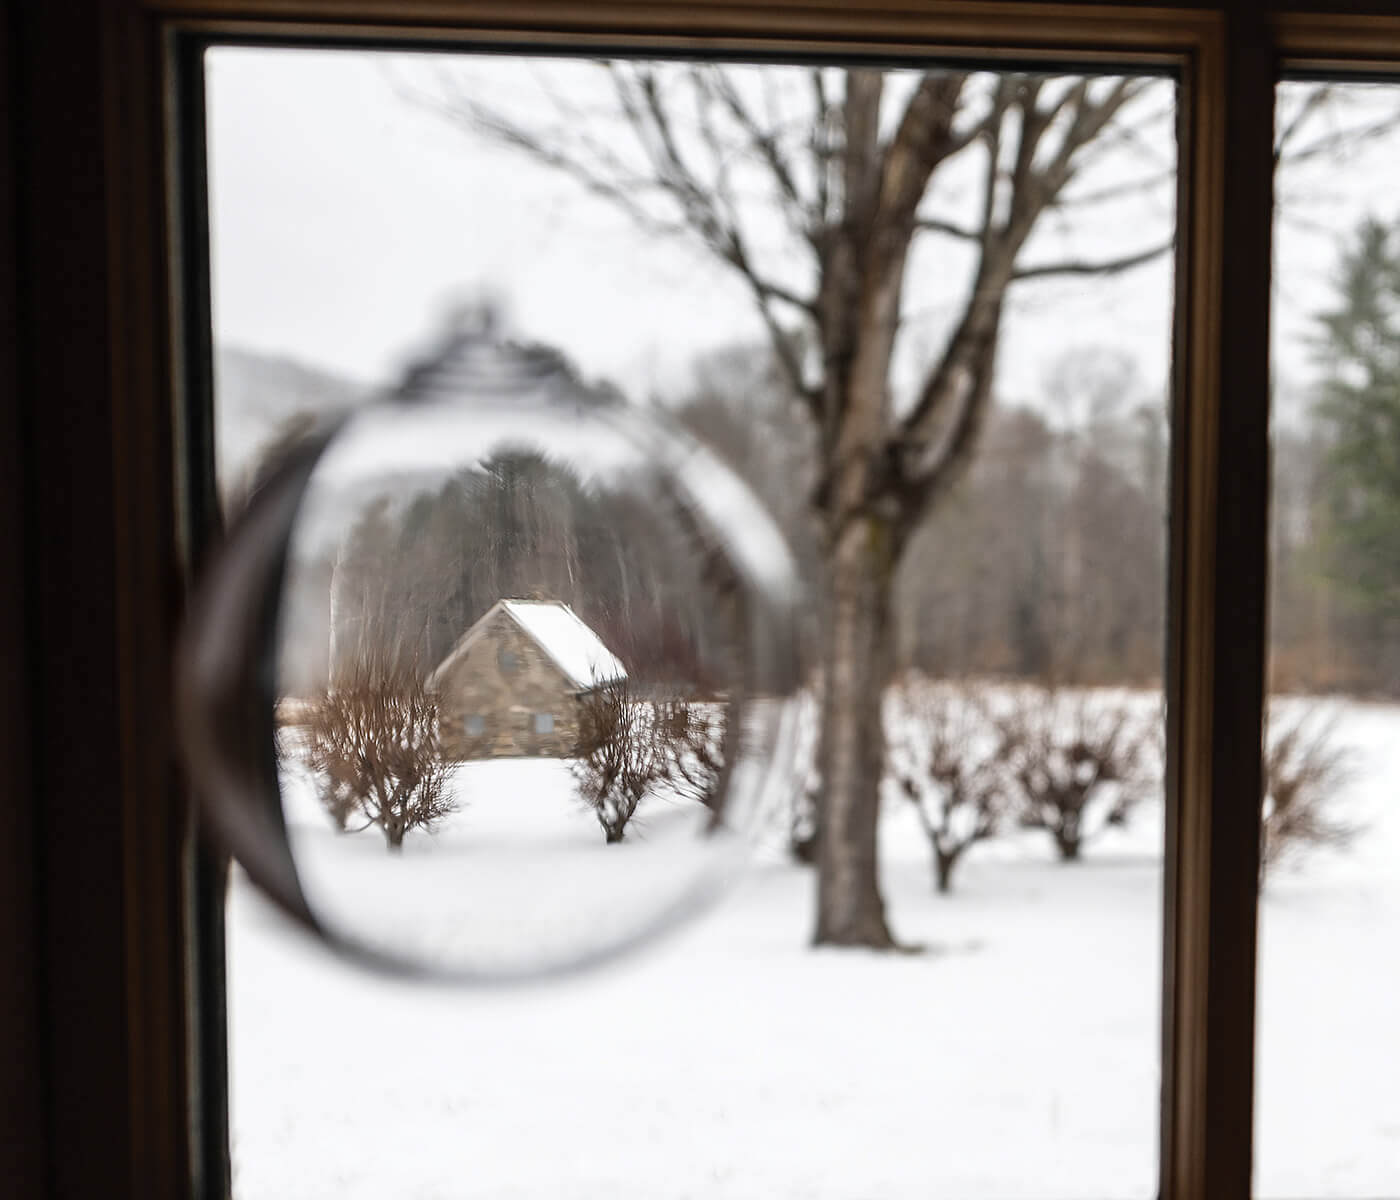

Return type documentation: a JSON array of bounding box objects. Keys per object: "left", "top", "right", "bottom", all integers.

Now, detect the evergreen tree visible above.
[{"left": 1315, "top": 216, "right": 1400, "bottom": 625}]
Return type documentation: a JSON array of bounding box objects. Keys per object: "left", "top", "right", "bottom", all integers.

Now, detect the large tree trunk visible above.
[{"left": 814, "top": 514, "right": 898, "bottom": 948}]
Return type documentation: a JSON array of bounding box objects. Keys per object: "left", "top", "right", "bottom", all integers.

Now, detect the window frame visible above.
[{"left": 10, "top": 3, "right": 1400, "bottom": 1199}]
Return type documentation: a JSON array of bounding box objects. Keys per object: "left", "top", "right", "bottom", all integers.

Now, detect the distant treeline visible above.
[
  {"left": 280, "top": 448, "right": 745, "bottom": 696},
  {"left": 677, "top": 341, "right": 1398, "bottom": 697},
  {"left": 265, "top": 338, "right": 1396, "bottom": 700},
  {"left": 679, "top": 343, "right": 1170, "bottom": 689}
]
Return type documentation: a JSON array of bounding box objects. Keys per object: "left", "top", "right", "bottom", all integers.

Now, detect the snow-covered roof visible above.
[
  {"left": 430, "top": 599, "right": 627, "bottom": 692},
  {"left": 499, "top": 600, "right": 627, "bottom": 691}
]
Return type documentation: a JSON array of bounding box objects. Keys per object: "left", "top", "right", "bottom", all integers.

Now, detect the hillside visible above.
[{"left": 214, "top": 345, "right": 369, "bottom": 499}]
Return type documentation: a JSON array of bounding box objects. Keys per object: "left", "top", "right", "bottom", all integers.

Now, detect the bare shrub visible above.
[
  {"left": 311, "top": 750, "right": 362, "bottom": 833},
  {"left": 573, "top": 682, "right": 665, "bottom": 844},
  {"left": 996, "top": 686, "right": 1155, "bottom": 862},
  {"left": 300, "top": 657, "right": 456, "bottom": 850},
  {"left": 655, "top": 700, "right": 730, "bottom": 813},
  {"left": 574, "top": 687, "right": 730, "bottom": 842},
  {"left": 887, "top": 678, "right": 1010, "bottom": 894},
  {"left": 1261, "top": 702, "right": 1357, "bottom": 877}
]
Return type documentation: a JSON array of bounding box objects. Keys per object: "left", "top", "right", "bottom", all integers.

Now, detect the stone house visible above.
[{"left": 429, "top": 599, "right": 628, "bottom": 760}]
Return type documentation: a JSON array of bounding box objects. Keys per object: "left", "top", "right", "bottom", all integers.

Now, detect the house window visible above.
[
  {"left": 464, "top": 714, "right": 486, "bottom": 736},
  {"left": 26, "top": 5, "right": 1376, "bottom": 1200},
  {"left": 206, "top": 41, "right": 1177, "bottom": 1199}
]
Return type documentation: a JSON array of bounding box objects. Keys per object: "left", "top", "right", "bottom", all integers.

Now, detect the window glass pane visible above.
[
  {"left": 207, "top": 45, "right": 1176, "bottom": 1198},
  {"left": 1258, "top": 78, "right": 1400, "bottom": 1199}
]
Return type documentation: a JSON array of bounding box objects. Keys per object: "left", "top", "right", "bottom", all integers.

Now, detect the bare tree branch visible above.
[
  {"left": 979, "top": 79, "right": 1009, "bottom": 238},
  {"left": 913, "top": 216, "right": 983, "bottom": 241},
  {"left": 1279, "top": 104, "right": 1400, "bottom": 167},
  {"left": 1027, "top": 77, "right": 1153, "bottom": 219},
  {"left": 1010, "top": 237, "right": 1173, "bottom": 282},
  {"left": 639, "top": 72, "right": 818, "bottom": 400},
  {"left": 841, "top": 68, "right": 885, "bottom": 229},
  {"left": 709, "top": 70, "right": 811, "bottom": 223},
  {"left": 877, "top": 72, "right": 972, "bottom": 225},
  {"left": 733, "top": 256, "right": 817, "bottom": 400},
  {"left": 1274, "top": 83, "right": 1338, "bottom": 162},
  {"left": 809, "top": 68, "right": 834, "bottom": 228},
  {"left": 893, "top": 75, "right": 1154, "bottom": 509},
  {"left": 1008, "top": 76, "right": 1059, "bottom": 212},
  {"left": 425, "top": 91, "right": 688, "bottom": 239},
  {"left": 1050, "top": 165, "right": 1176, "bottom": 210},
  {"left": 1272, "top": 82, "right": 1400, "bottom": 173}
]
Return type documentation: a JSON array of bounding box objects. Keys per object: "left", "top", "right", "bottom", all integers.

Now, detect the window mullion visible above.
[{"left": 1160, "top": 13, "right": 1274, "bottom": 1200}]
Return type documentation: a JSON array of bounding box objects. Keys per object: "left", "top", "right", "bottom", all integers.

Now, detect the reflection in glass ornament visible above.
[{"left": 259, "top": 313, "right": 806, "bottom": 981}]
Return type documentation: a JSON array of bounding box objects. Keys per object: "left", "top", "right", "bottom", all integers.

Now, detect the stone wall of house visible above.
[{"left": 435, "top": 610, "right": 583, "bottom": 760}]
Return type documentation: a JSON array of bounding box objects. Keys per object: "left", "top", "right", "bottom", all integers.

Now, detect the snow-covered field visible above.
[
  {"left": 281, "top": 757, "right": 735, "bottom": 979},
  {"left": 228, "top": 696, "right": 1399, "bottom": 1199}
]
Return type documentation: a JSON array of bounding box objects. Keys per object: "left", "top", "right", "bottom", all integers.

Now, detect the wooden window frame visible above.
[{"left": 7, "top": 3, "right": 1400, "bottom": 1199}]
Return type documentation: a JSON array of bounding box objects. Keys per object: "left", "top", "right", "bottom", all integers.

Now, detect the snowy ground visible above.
[
  {"left": 228, "top": 696, "right": 1398, "bottom": 1199},
  {"left": 281, "top": 757, "right": 733, "bottom": 979},
  {"left": 1255, "top": 700, "right": 1400, "bottom": 1196}
]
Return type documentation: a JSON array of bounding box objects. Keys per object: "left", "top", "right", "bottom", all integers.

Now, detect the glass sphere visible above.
[{"left": 262, "top": 321, "right": 806, "bottom": 981}]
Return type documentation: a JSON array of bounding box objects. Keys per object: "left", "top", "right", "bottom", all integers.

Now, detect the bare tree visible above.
[
  {"left": 300, "top": 656, "right": 456, "bottom": 850},
  {"left": 887, "top": 677, "right": 1010, "bottom": 894},
  {"left": 416, "top": 62, "right": 1391, "bottom": 948},
  {"left": 996, "top": 686, "right": 1155, "bottom": 862},
  {"left": 1261, "top": 702, "right": 1357, "bottom": 877}
]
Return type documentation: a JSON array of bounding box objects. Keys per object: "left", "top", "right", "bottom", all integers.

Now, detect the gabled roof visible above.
[{"left": 430, "top": 599, "right": 628, "bottom": 692}]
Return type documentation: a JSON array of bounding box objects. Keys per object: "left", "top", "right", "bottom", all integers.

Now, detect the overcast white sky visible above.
[{"left": 206, "top": 49, "right": 1400, "bottom": 425}]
